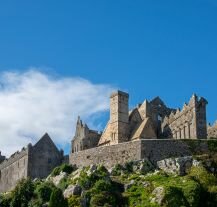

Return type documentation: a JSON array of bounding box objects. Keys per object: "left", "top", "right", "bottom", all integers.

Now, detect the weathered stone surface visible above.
[
  {"left": 151, "top": 186, "right": 165, "bottom": 205},
  {"left": 208, "top": 121, "right": 217, "bottom": 139},
  {"left": 70, "top": 139, "right": 210, "bottom": 169},
  {"left": 63, "top": 184, "right": 82, "bottom": 198},
  {"left": 157, "top": 156, "right": 193, "bottom": 175},
  {"left": 51, "top": 171, "right": 67, "bottom": 186},
  {"left": 0, "top": 133, "right": 63, "bottom": 193},
  {"left": 71, "top": 116, "right": 101, "bottom": 153}
]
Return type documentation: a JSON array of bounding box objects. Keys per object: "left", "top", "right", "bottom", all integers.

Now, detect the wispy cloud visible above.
[{"left": 0, "top": 69, "right": 114, "bottom": 157}]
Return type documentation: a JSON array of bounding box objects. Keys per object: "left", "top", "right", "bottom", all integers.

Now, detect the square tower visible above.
[{"left": 109, "top": 90, "right": 129, "bottom": 144}]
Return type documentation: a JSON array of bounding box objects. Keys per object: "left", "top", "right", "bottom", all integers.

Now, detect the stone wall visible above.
[
  {"left": 0, "top": 147, "right": 30, "bottom": 193},
  {"left": 70, "top": 139, "right": 211, "bottom": 168},
  {"left": 72, "top": 117, "right": 101, "bottom": 153},
  {"left": 29, "top": 133, "right": 63, "bottom": 179},
  {"left": 70, "top": 140, "right": 141, "bottom": 168},
  {"left": 208, "top": 121, "right": 217, "bottom": 138},
  {"left": 0, "top": 133, "right": 63, "bottom": 193},
  {"left": 161, "top": 94, "right": 207, "bottom": 139}
]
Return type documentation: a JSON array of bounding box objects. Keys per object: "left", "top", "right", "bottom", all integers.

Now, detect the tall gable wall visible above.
[{"left": 29, "top": 134, "right": 63, "bottom": 179}]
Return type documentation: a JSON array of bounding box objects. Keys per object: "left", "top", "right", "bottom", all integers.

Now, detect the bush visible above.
[
  {"left": 49, "top": 188, "right": 68, "bottom": 207},
  {"left": 68, "top": 196, "right": 81, "bottom": 207},
  {"left": 58, "top": 177, "right": 70, "bottom": 190},
  {"left": 0, "top": 194, "right": 12, "bottom": 207},
  {"left": 188, "top": 166, "right": 217, "bottom": 189},
  {"left": 78, "top": 166, "right": 110, "bottom": 190},
  {"left": 51, "top": 164, "right": 74, "bottom": 177},
  {"left": 180, "top": 179, "right": 201, "bottom": 207},
  {"left": 93, "top": 179, "right": 113, "bottom": 193},
  {"left": 125, "top": 185, "right": 155, "bottom": 207},
  {"left": 123, "top": 161, "right": 134, "bottom": 174},
  {"left": 111, "top": 164, "right": 123, "bottom": 176},
  {"left": 10, "top": 178, "right": 34, "bottom": 207},
  {"left": 27, "top": 199, "right": 43, "bottom": 207},
  {"left": 90, "top": 192, "right": 116, "bottom": 207},
  {"left": 35, "top": 182, "right": 55, "bottom": 202}
]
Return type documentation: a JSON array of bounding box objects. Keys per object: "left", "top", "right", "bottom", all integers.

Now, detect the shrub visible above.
[
  {"left": 207, "top": 140, "right": 217, "bottom": 152},
  {"left": 188, "top": 166, "right": 217, "bottom": 189},
  {"left": 51, "top": 164, "right": 74, "bottom": 177},
  {"left": 35, "top": 182, "right": 55, "bottom": 202},
  {"left": 163, "top": 186, "right": 188, "bottom": 207},
  {"left": 68, "top": 196, "right": 81, "bottom": 207},
  {"left": 93, "top": 179, "right": 113, "bottom": 193},
  {"left": 111, "top": 164, "right": 123, "bottom": 176},
  {"left": 0, "top": 194, "right": 12, "bottom": 207},
  {"left": 58, "top": 177, "right": 70, "bottom": 190},
  {"left": 181, "top": 179, "right": 201, "bottom": 207},
  {"left": 49, "top": 188, "right": 68, "bottom": 207},
  {"left": 27, "top": 199, "right": 43, "bottom": 207},
  {"left": 10, "top": 178, "right": 34, "bottom": 207},
  {"left": 78, "top": 166, "right": 110, "bottom": 190},
  {"left": 125, "top": 185, "right": 156, "bottom": 207},
  {"left": 123, "top": 161, "right": 134, "bottom": 174},
  {"left": 90, "top": 192, "right": 116, "bottom": 207}
]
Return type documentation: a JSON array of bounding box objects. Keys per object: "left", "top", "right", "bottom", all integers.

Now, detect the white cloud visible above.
[{"left": 0, "top": 69, "right": 114, "bottom": 157}]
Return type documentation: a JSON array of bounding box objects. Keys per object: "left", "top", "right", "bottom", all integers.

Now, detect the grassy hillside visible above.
[{"left": 0, "top": 153, "right": 217, "bottom": 207}]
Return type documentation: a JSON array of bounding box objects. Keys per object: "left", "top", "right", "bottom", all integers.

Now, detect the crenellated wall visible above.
[
  {"left": 0, "top": 146, "right": 31, "bottom": 193},
  {"left": 161, "top": 94, "right": 208, "bottom": 139}
]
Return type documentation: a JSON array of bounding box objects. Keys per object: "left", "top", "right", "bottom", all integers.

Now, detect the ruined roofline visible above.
[
  {"left": 110, "top": 90, "right": 129, "bottom": 98},
  {"left": 0, "top": 144, "right": 32, "bottom": 170},
  {"left": 162, "top": 94, "right": 208, "bottom": 126}
]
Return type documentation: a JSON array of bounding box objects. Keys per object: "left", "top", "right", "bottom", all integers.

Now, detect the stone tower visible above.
[{"left": 109, "top": 91, "right": 129, "bottom": 144}]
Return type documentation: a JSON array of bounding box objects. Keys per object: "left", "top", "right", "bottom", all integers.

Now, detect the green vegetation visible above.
[
  {"left": 0, "top": 157, "right": 217, "bottom": 207},
  {"left": 207, "top": 140, "right": 217, "bottom": 152},
  {"left": 10, "top": 178, "right": 34, "bottom": 207},
  {"left": 49, "top": 188, "right": 68, "bottom": 207},
  {"left": 51, "top": 164, "right": 75, "bottom": 176}
]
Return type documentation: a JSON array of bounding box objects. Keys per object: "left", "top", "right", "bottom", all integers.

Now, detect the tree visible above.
[
  {"left": 10, "top": 178, "right": 34, "bottom": 207},
  {"left": 49, "top": 188, "right": 68, "bottom": 207}
]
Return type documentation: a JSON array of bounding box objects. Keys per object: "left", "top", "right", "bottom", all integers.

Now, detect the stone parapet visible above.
[{"left": 70, "top": 139, "right": 212, "bottom": 168}]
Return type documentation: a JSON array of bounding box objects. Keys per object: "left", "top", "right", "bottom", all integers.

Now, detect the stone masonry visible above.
[
  {"left": 208, "top": 121, "right": 217, "bottom": 138},
  {"left": 0, "top": 133, "right": 63, "bottom": 193},
  {"left": 70, "top": 90, "right": 211, "bottom": 168},
  {"left": 71, "top": 117, "right": 101, "bottom": 153},
  {"left": 75, "top": 90, "right": 208, "bottom": 151},
  {"left": 70, "top": 139, "right": 210, "bottom": 168}
]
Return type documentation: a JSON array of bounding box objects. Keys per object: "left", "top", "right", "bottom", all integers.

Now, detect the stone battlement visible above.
[
  {"left": 162, "top": 95, "right": 207, "bottom": 127},
  {"left": 0, "top": 145, "right": 31, "bottom": 170}
]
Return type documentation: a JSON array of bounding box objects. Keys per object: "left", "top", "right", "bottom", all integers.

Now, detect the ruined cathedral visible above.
[
  {"left": 0, "top": 90, "right": 216, "bottom": 193},
  {"left": 71, "top": 90, "right": 208, "bottom": 153}
]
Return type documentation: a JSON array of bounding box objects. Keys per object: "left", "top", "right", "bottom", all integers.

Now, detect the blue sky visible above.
[{"left": 0, "top": 1, "right": 216, "bottom": 154}]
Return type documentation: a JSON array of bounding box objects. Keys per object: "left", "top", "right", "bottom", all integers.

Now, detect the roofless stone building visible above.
[
  {"left": 0, "top": 133, "right": 63, "bottom": 193},
  {"left": 71, "top": 90, "right": 208, "bottom": 153},
  {"left": 70, "top": 90, "right": 211, "bottom": 168}
]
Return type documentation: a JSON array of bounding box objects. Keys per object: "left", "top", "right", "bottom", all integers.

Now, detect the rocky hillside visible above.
[{"left": 0, "top": 151, "right": 217, "bottom": 207}]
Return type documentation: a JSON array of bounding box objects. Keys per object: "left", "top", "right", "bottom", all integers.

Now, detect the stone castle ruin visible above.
[
  {"left": 0, "top": 133, "right": 63, "bottom": 193},
  {"left": 0, "top": 90, "right": 216, "bottom": 193},
  {"left": 69, "top": 91, "right": 216, "bottom": 168},
  {"left": 71, "top": 91, "right": 208, "bottom": 153}
]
